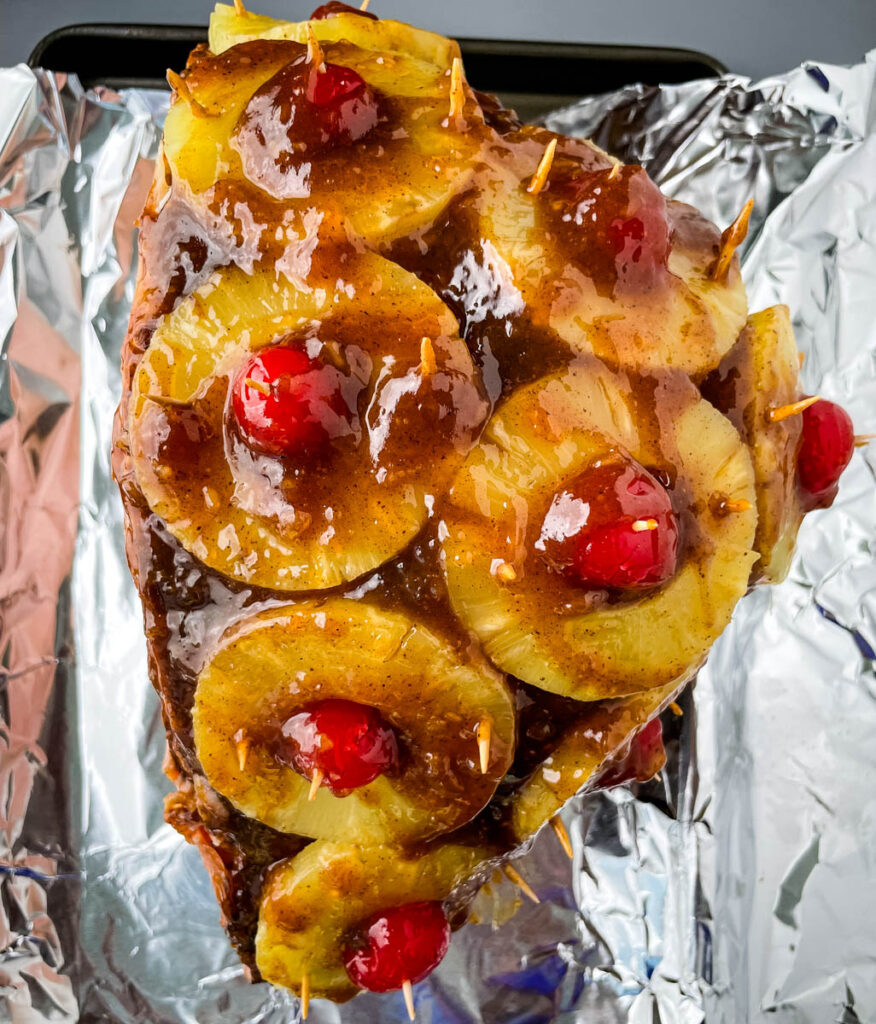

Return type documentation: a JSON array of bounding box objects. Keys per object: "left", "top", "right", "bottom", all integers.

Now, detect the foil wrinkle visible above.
[{"left": 1, "top": 50, "right": 875, "bottom": 1023}]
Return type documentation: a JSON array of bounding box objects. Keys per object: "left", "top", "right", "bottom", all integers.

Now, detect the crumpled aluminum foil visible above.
[{"left": 1, "top": 48, "right": 874, "bottom": 1023}]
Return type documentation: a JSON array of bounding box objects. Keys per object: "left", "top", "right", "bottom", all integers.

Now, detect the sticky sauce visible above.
[{"left": 113, "top": 26, "right": 753, "bottom": 977}]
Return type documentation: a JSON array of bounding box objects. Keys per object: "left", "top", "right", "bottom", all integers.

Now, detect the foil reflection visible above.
[{"left": 0, "top": 50, "right": 874, "bottom": 1022}]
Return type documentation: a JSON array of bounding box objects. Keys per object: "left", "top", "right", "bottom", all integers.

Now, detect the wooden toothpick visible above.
[
  {"left": 244, "top": 376, "right": 271, "bottom": 396},
  {"left": 550, "top": 816, "right": 573, "bottom": 860},
  {"left": 768, "top": 395, "right": 821, "bottom": 423},
  {"left": 503, "top": 864, "right": 540, "bottom": 903},
  {"left": 300, "top": 974, "right": 310, "bottom": 1020},
  {"left": 723, "top": 498, "right": 752, "bottom": 513},
  {"left": 476, "top": 720, "right": 491, "bottom": 775},
  {"left": 306, "top": 24, "right": 326, "bottom": 71},
  {"left": 308, "top": 768, "right": 324, "bottom": 801},
  {"left": 419, "top": 337, "right": 437, "bottom": 376},
  {"left": 166, "top": 70, "right": 209, "bottom": 119},
  {"left": 527, "top": 138, "right": 557, "bottom": 195},
  {"left": 402, "top": 979, "right": 416, "bottom": 1020},
  {"left": 710, "top": 198, "right": 754, "bottom": 281},
  {"left": 495, "top": 561, "right": 517, "bottom": 582},
  {"left": 448, "top": 57, "right": 466, "bottom": 124}
]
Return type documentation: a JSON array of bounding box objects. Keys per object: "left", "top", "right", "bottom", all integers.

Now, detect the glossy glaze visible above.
[
  {"left": 111, "top": 6, "right": 824, "bottom": 997},
  {"left": 343, "top": 901, "right": 450, "bottom": 991},
  {"left": 280, "top": 699, "right": 399, "bottom": 793},
  {"left": 540, "top": 460, "right": 679, "bottom": 590}
]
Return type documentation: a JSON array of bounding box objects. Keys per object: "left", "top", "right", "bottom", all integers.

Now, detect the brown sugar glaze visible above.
[{"left": 113, "top": 25, "right": 751, "bottom": 980}]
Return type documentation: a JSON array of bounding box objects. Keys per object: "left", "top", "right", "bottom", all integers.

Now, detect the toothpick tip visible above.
[
  {"left": 768, "top": 395, "right": 822, "bottom": 423},
  {"left": 448, "top": 57, "right": 465, "bottom": 123},
  {"left": 495, "top": 561, "right": 517, "bottom": 582},
  {"left": 550, "top": 816, "right": 574, "bottom": 860},
  {"left": 419, "top": 336, "right": 437, "bottom": 376},
  {"left": 308, "top": 768, "right": 324, "bottom": 801},
  {"left": 527, "top": 137, "right": 558, "bottom": 195},
  {"left": 166, "top": 68, "right": 209, "bottom": 118},
  {"left": 306, "top": 24, "right": 325, "bottom": 70},
  {"left": 402, "top": 979, "right": 415, "bottom": 1020},
  {"left": 476, "top": 719, "right": 491, "bottom": 775},
  {"left": 503, "top": 864, "right": 540, "bottom": 904},
  {"left": 244, "top": 376, "right": 271, "bottom": 396},
  {"left": 300, "top": 974, "right": 310, "bottom": 1020},
  {"left": 710, "top": 197, "right": 755, "bottom": 280}
]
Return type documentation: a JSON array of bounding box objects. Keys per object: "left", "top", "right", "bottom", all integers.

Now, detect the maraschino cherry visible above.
[
  {"left": 281, "top": 699, "right": 398, "bottom": 794},
  {"left": 549, "top": 164, "right": 670, "bottom": 293},
  {"left": 311, "top": 0, "right": 378, "bottom": 19},
  {"left": 231, "top": 347, "right": 350, "bottom": 459},
  {"left": 598, "top": 717, "right": 666, "bottom": 789},
  {"left": 235, "top": 53, "right": 379, "bottom": 172},
  {"left": 796, "top": 398, "right": 855, "bottom": 508},
  {"left": 343, "top": 901, "right": 451, "bottom": 993},
  {"left": 539, "top": 460, "right": 678, "bottom": 590},
  {"left": 306, "top": 63, "right": 378, "bottom": 143}
]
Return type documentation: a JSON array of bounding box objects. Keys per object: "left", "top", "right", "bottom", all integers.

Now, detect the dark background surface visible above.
[{"left": 3, "top": 0, "right": 876, "bottom": 80}]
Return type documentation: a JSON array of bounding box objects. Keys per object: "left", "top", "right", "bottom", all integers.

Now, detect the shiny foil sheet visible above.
[{"left": 1, "top": 48, "right": 875, "bottom": 1023}]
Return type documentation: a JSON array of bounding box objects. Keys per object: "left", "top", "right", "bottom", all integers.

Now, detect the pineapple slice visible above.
[
  {"left": 479, "top": 163, "right": 747, "bottom": 379},
  {"left": 163, "top": 29, "right": 479, "bottom": 244},
  {"left": 667, "top": 200, "right": 750, "bottom": 374},
  {"left": 702, "top": 305, "right": 804, "bottom": 583},
  {"left": 257, "top": 839, "right": 495, "bottom": 999},
  {"left": 192, "top": 599, "right": 516, "bottom": 842},
  {"left": 257, "top": 839, "right": 494, "bottom": 1001},
  {"left": 209, "top": 2, "right": 460, "bottom": 68},
  {"left": 510, "top": 680, "right": 679, "bottom": 842},
  {"left": 128, "top": 249, "right": 489, "bottom": 591},
  {"left": 441, "top": 360, "right": 758, "bottom": 699}
]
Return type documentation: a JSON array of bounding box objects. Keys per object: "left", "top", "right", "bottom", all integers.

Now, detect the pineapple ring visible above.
[
  {"left": 128, "top": 250, "right": 488, "bottom": 591},
  {"left": 702, "top": 305, "right": 803, "bottom": 583},
  {"left": 509, "top": 680, "right": 679, "bottom": 843},
  {"left": 209, "top": 3, "right": 460, "bottom": 68},
  {"left": 256, "top": 839, "right": 494, "bottom": 1001},
  {"left": 441, "top": 360, "right": 758, "bottom": 700},
  {"left": 164, "top": 30, "right": 480, "bottom": 244},
  {"left": 480, "top": 172, "right": 747, "bottom": 378},
  {"left": 192, "top": 599, "right": 516, "bottom": 842}
]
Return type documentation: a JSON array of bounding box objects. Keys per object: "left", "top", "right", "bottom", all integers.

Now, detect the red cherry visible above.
[
  {"left": 281, "top": 699, "right": 398, "bottom": 794},
  {"left": 343, "top": 901, "right": 450, "bottom": 992},
  {"left": 231, "top": 347, "right": 351, "bottom": 459},
  {"left": 234, "top": 58, "right": 380, "bottom": 190},
  {"left": 308, "top": 63, "right": 372, "bottom": 117},
  {"left": 598, "top": 718, "right": 666, "bottom": 789},
  {"left": 539, "top": 461, "right": 678, "bottom": 590},
  {"left": 796, "top": 398, "right": 854, "bottom": 508},
  {"left": 549, "top": 164, "right": 670, "bottom": 293},
  {"left": 311, "top": 1, "right": 378, "bottom": 19},
  {"left": 608, "top": 216, "right": 645, "bottom": 259}
]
